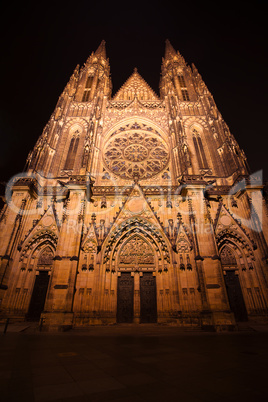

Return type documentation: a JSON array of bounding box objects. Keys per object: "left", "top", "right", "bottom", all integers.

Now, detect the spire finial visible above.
[
  {"left": 95, "top": 40, "right": 106, "bottom": 58},
  {"left": 165, "top": 39, "right": 177, "bottom": 59}
]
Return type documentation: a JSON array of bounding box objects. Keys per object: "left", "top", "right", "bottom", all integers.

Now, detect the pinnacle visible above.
[
  {"left": 95, "top": 40, "right": 106, "bottom": 58},
  {"left": 164, "top": 39, "right": 186, "bottom": 66},
  {"left": 165, "top": 39, "right": 177, "bottom": 59}
]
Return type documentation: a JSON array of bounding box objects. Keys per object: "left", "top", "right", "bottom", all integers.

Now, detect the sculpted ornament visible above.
[{"left": 119, "top": 236, "right": 154, "bottom": 266}]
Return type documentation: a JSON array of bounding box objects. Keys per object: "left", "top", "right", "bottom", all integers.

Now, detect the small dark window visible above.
[
  {"left": 181, "top": 89, "right": 190, "bottom": 101},
  {"left": 178, "top": 75, "right": 186, "bottom": 87},
  {"left": 178, "top": 75, "right": 190, "bottom": 100}
]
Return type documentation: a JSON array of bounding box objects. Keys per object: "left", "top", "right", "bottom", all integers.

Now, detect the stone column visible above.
[
  {"left": 133, "top": 272, "right": 140, "bottom": 323},
  {"left": 42, "top": 189, "right": 84, "bottom": 330},
  {"left": 188, "top": 186, "right": 235, "bottom": 330}
]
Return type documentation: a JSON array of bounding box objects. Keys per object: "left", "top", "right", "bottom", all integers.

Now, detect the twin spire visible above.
[
  {"left": 92, "top": 39, "right": 181, "bottom": 63},
  {"left": 85, "top": 39, "right": 185, "bottom": 100}
]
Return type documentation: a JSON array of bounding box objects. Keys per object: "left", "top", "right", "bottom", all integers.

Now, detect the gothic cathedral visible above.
[{"left": 1, "top": 41, "right": 268, "bottom": 331}]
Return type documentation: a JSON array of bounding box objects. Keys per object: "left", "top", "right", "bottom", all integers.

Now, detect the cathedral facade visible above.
[{"left": 0, "top": 41, "right": 268, "bottom": 331}]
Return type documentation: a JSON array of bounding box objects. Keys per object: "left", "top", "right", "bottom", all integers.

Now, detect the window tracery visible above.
[
  {"left": 220, "top": 246, "right": 237, "bottom": 266},
  {"left": 104, "top": 129, "right": 169, "bottom": 179}
]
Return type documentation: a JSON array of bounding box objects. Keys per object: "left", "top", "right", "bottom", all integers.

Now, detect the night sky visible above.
[{"left": 1, "top": 1, "right": 267, "bottom": 186}]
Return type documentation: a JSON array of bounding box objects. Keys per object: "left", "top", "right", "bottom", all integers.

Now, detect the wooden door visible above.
[
  {"left": 27, "top": 271, "right": 50, "bottom": 321},
  {"left": 224, "top": 270, "right": 248, "bottom": 322},
  {"left": 140, "top": 273, "right": 157, "bottom": 323},
  {"left": 117, "top": 273, "right": 134, "bottom": 323}
]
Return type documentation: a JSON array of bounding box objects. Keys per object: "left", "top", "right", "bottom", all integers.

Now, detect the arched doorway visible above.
[
  {"left": 220, "top": 245, "right": 248, "bottom": 322},
  {"left": 116, "top": 235, "right": 157, "bottom": 323},
  {"left": 27, "top": 247, "right": 53, "bottom": 321}
]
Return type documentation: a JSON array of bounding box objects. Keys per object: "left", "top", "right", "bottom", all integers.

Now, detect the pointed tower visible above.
[
  {"left": 161, "top": 39, "right": 249, "bottom": 180},
  {"left": 26, "top": 41, "right": 112, "bottom": 178},
  {"left": 76, "top": 40, "right": 111, "bottom": 102}
]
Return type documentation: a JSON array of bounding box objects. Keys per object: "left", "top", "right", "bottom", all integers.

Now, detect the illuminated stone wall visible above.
[{"left": 0, "top": 41, "right": 267, "bottom": 331}]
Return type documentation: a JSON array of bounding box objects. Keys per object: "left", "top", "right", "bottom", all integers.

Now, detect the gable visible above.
[{"left": 113, "top": 69, "right": 159, "bottom": 101}]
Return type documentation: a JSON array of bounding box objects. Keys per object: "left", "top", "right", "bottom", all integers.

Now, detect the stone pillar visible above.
[
  {"left": 133, "top": 272, "right": 140, "bottom": 323},
  {"left": 188, "top": 186, "right": 235, "bottom": 330},
  {"left": 42, "top": 189, "right": 84, "bottom": 331}
]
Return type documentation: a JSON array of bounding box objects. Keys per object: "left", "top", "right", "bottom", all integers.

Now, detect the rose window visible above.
[
  {"left": 124, "top": 145, "right": 148, "bottom": 162},
  {"left": 104, "top": 129, "right": 169, "bottom": 179}
]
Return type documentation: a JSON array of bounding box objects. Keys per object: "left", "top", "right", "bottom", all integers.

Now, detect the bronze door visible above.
[
  {"left": 224, "top": 270, "right": 248, "bottom": 322},
  {"left": 27, "top": 271, "right": 50, "bottom": 321},
  {"left": 117, "top": 273, "right": 134, "bottom": 323},
  {"left": 140, "top": 273, "right": 157, "bottom": 323}
]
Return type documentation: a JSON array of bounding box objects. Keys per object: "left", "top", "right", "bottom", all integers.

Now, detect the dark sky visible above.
[{"left": 1, "top": 1, "right": 267, "bottom": 185}]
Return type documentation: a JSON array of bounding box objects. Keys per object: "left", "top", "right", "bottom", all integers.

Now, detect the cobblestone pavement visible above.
[{"left": 1, "top": 323, "right": 268, "bottom": 401}]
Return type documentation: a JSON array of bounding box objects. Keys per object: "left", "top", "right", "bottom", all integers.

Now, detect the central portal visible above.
[
  {"left": 116, "top": 235, "right": 157, "bottom": 323},
  {"left": 116, "top": 272, "right": 157, "bottom": 323}
]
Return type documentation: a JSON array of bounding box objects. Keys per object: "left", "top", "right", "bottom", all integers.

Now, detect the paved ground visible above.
[{"left": 1, "top": 323, "right": 268, "bottom": 402}]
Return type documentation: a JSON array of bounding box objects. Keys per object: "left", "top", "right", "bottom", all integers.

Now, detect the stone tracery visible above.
[{"left": 103, "top": 125, "right": 169, "bottom": 180}]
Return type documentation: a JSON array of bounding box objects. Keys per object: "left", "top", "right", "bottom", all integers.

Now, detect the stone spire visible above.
[
  {"left": 165, "top": 39, "right": 177, "bottom": 59},
  {"left": 163, "top": 39, "right": 186, "bottom": 66},
  {"left": 94, "top": 40, "right": 107, "bottom": 59}
]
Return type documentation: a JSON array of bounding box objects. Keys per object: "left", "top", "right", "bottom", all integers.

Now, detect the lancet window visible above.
[
  {"left": 192, "top": 129, "right": 208, "bottom": 169},
  {"left": 82, "top": 76, "right": 94, "bottom": 102},
  {"left": 178, "top": 74, "right": 190, "bottom": 101},
  {"left": 64, "top": 134, "right": 80, "bottom": 170}
]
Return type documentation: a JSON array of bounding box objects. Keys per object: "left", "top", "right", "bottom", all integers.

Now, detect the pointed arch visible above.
[
  {"left": 103, "top": 217, "right": 171, "bottom": 269},
  {"left": 64, "top": 135, "right": 80, "bottom": 170},
  {"left": 216, "top": 229, "right": 254, "bottom": 261},
  {"left": 37, "top": 246, "right": 54, "bottom": 266},
  {"left": 20, "top": 229, "right": 58, "bottom": 264},
  {"left": 117, "top": 234, "right": 155, "bottom": 268},
  {"left": 219, "top": 245, "right": 237, "bottom": 266},
  {"left": 192, "top": 128, "right": 208, "bottom": 169}
]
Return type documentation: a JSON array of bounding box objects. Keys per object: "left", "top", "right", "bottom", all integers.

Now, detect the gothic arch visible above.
[
  {"left": 60, "top": 118, "right": 89, "bottom": 172},
  {"left": 19, "top": 229, "right": 58, "bottom": 264},
  {"left": 62, "top": 118, "right": 89, "bottom": 134},
  {"left": 36, "top": 245, "right": 54, "bottom": 266},
  {"left": 216, "top": 229, "right": 254, "bottom": 259},
  {"left": 216, "top": 229, "right": 255, "bottom": 272},
  {"left": 116, "top": 233, "right": 155, "bottom": 268},
  {"left": 219, "top": 244, "right": 238, "bottom": 266},
  {"left": 183, "top": 117, "right": 210, "bottom": 132},
  {"left": 103, "top": 117, "right": 169, "bottom": 144},
  {"left": 103, "top": 217, "right": 171, "bottom": 269}
]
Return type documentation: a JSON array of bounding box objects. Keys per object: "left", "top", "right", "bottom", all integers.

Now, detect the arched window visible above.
[
  {"left": 64, "top": 135, "right": 79, "bottom": 170},
  {"left": 192, "top": 129, "right": 208, "bottom": 169},
  {"left": 178, "top": 74, "right": 190, "bottom": 101},
  {"left": 82, "top": 76, "right": 94, "bottom": 102}
]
